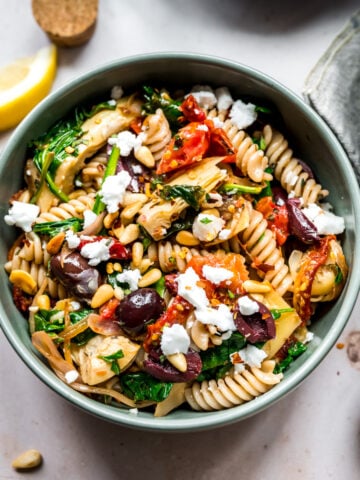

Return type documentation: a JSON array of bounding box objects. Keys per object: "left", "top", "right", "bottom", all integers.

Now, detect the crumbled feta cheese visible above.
[
  {"left": 65, "top": 370, "right": 79, "bottom": 384},
  {"left": 111, "top": 85, "right": 124, "bottom": 100},
  {"left": 202, "top": 265, "right": 233, "bottom": 285},
  {"left": 99, "top": 170, "right": 131, "bottom": 213},
  {"left": 304, "top": 331, "right": 314, "bottom": 344},
  {"left": 192, "top": 213, "right": 225, "bottom": 242},
  {"left": 229, "top": 99, "right": 257, "bottom": 130},
  {"left": 83, "top": 209, "right": 98, "bottom": 229},
  {"left": 238, "top": 344, "right": 267, "bottom": 368},
  {"left": 302, "top": 203, "right": 345, "bottom": 235},
  {"left": 4, "top": 201, "right": 40, "bottom": 232},
  {"left": 80, "top": 238, "right": 111, "bottom": 266},
  {"left": 218, "top": 228, "right": 231, "bottom": 240},
  {"left": 108, "top": 130, "right": 142, "bottom": 156},
  {"left": 160, "top": 324, "right": 191, "bottom": 355},
  {"left": 175, "top": 267, "right": 209, "bottom": 309},
  {"left": 215, "top": 87, "right": 234, "bottom": 111},
  {"left": 129, "top": 408, "right": 138, "bottom": 415},
  {"left": 107, "top": 99, "right": 116, "bottom": 107},
  {"left": 65, "top": 229, "right": 81, "bottom": 249},
  {"left": 70, "top": 301, "right": 81, "bottom": 311},
  {"left": 195, "top": 303, "right": 236, "bottom": 332},
  {"left": 234, "top": 363, "right": 246, "bottom": 374},
  {"left": 189, "top": 85, "right": 217, "bottom": 109},
  {"left": 132, "top": 164, "right": 143, "bottom": 174},
  {"left": 116, "top": 268, "right": 141, "bottom": 292},
  {"left": 238, "top": 296, "right": 260, "bottom": 316}
]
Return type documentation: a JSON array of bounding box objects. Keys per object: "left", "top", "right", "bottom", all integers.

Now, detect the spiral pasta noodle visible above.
[
  {"left": 36, "top": 190, "right": 96, "bottom": 223},
  {"left": 184, "top": 360, "right": 283, "bottom": 411},
  {"left": 140, "top": 108, "right": 172, "bottom": 161},
  {"left": 80, "top": 152, "right": 108, "bottom": 190},
  {"left": 262, "top": 125, "right": 328, "bottom": 205}
]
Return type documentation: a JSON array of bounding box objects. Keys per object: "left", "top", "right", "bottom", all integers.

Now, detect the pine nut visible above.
[
  {"left": 91, "top": 284, "right": 114, "bottom": 308},
  {"left": 46, "top": 231, "right": 65, "bottom": 255},
  {"left": 175, "top": 230, "right": 200, "bottom": 246},
  {"left": 119, "top": 224, "right": 140, "bottom": 245},
  {"left": 201, "top": 208, "right": 220, "bottom": 217},
  {"left": 132, "top": 242, "right": 144, "bottom": 268},
  {"left": 106, "top": 262, "right": 114, "bottom": 274},
  {"left": 138, "top": 268, "right": 162, "bottom": 287},
  {"left": 9, "top": 270, "right": 37, "bottom": 295},
  {"left": 12, "top": 449, "right": 42, "bottom": 470},
  {"left": 134, "top": 145, "right": 155, "bottom": 168},
  {"left": 113, "top": 286, "right": 125, "bottom": 301},
  {"left": 120, "top": 201, "right": 143, "bottom": 224},
  {"left": 139, "top": 258, "right": 153, "bottom": 274},
  {"left": 104, "top": 211, "right": 118, "bottom": 229},
  {"left": 122, "top": 192, "right": 148, "bottom": 206},
  {"left": 166, "top": 353, "right": 187, "bottom": 372}
]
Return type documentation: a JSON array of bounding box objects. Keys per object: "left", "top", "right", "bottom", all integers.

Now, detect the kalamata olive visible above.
[
  {"left": 234, "top": 298, "right": 275, "bottom": 343},
  {"left": 50, "top": 251, "right": 101, "bottom": 299},
  {"left": 286, "top": 198, "right": 320, "bottom": 244},
  {"left": 144, "top": 349, "right": 202, "bottom": 382},
  {"left": 116, "top": 288, "right": 165, "bottom": 334}
]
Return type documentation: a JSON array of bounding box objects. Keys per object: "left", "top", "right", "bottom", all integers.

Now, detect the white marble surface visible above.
[{"left": 1, "top": 1, "right": 360, "bottom": 479}]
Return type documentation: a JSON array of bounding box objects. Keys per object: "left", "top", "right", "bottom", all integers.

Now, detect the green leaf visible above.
[
  {"left": 335, "top": 264, "right": 344, "bottom": 285},
  {"left": 199, "top": 332, "right": 246, "bottom": 373},
  {"left": 98, "top": 349, "right": 124, "bottom": 375},
  {"left": 200, "top": 217, "right": 213, "bottom": 224},
  {"left": 159, "top": 184, "right": 206, "bottom": 209},
  {"left": 120, "top": 371, "right": 173, "bottom": 402},
  {"left": 273, "top": 341, "right": 307, "bottom": 374},
  {"left": 34, "top": 309, "right": 64, "bottom": 334},
  {"left": 142, "top": 86, "right": 182, "bottom": 130},
  {"left": 154, "top": 275, "right": 166, "bottom": 298},
  {"left": 254, "top": 105, "right": 272, "bottom": 114},
  {"left": 33, "top": 217, "right": 83, "bottom": 237}
]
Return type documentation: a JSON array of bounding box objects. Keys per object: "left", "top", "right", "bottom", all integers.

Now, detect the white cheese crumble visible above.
[
  {"left": 218, "top": 228, "right": 231, "bottom": 240},
  {"left": 211, "top": 116, "right": 224, "bottom": 128},
  {"left": 4, "top": 201, "right": 40, "bottom": 232},
  {"left": 65, "top": 370, "right": 79, "bottom": 384},
  {"left": 83, "top": 209, "right": 98, "bottom": 229},
  {"left": 99, "top": 170, "right": 131, "bottom": 213},
  {"left": 80, "top": 238, "right": 111, "bottom": 266},
  {"left": 108, "top": 130, "right": 142, "bottom": 157},
  {"left": 236, "top": 344, "right": 267, "bottom": 368},
  {"left": 189, "top": 85, "right": 217, "bottom": 109},
  {"left": 116, "top": 268, "right": 141, "bottom": 292},
  {"left": 229, "top": 99, "right": 257, "bottom": 130},
  {"left": 304, "top": 331, "right": 314, "bottom": 344},
  {"left": 192, "top": 213, "right": 225, "bottom": 242},
  {"left": 195, "top": 303, "right": 236, "bottom": 332},
  {"left": 160, "top": 324, "right": 190, "bottom": 355},
  {"left": 129, "top": 408, "right": 139, "bottom": 415},
  {"left": 65, "top": 229, "right": 81, "bottom": 249},
  {"left": 215, "top": 87, "right": 234, "bottom": 111},
  {"left": 175, "top": 267, "right": 209, "bottom": 309},
  {"left": 202, "top": 265, "right": 233, "bottom": 285},
  {"left": 302, "top": 203, "right": 345, "bottom": 235},
  {"left": 111, "top": 85, "right": 124, "bottom": 100},
  {"left": 238, "top": 296, "right": 260, "bottom": 316}
]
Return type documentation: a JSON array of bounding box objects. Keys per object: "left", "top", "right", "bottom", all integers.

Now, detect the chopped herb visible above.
[
  {"left": 154, "top": 275, "right": 166, "bottom": 297},
  {"left": 335, "top": 264, "right": 344, "bottom": 285},
  {"left": 220, "top": 182, "right": 263, "bottom": 195},
  {"left": 120, "top": 371, "right": 173, "bottom": 402},
  {"left": 142, "top": 86, "right": 182, "bottom": 130},
  {"left": 274, "top": 341, "right": 307, "bottom": 374},
  {"left": 227, "top": 289, "right": 235, "bottom": 299},
  {"left": 255, "top": 105, "right": 272, "bottom": 114},
  {"left": 33, "top": 217, "right": 83, "bottom": 237},
  {"left": 159, "top": 184, "right": 206, "bottom": 210},
  {"left": 150, "top": 175, "right": 165, "bottom": 191},
  {"left": 98, "top": 349, "right": 124, "bottom": 375},
  {"left": 270, "top": 308, "right": 295, "bottom": 320},
  {"left": 252, "top": 135, "right": 266, "bottom": 151},
  {"left": 200, "top": 217, "right": 212, "bottom": 224}
]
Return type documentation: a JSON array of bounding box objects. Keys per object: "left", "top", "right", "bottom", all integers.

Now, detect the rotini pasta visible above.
[
  {"left": 3, "top": 83, "right": 347, "bottom": 417},
  {"left": 262, "top": 124, "right": 329, "bottom": 205}
]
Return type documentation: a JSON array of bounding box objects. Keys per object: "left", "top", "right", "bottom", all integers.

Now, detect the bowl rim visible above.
[{"left": 1, "top": 51, "right": 360, "bottom": 432}]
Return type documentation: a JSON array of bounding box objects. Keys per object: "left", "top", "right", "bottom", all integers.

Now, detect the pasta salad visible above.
[{"left": 4, "top": 84, "right": 348, "bottom": 416}]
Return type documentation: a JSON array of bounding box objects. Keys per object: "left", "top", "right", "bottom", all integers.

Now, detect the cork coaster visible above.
[{"left": 32, "top": 0, "right": 99, "bottom": 47}]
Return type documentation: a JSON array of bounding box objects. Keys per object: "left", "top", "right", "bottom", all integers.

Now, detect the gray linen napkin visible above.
[{"left": 303, "top": 9, "right": 360, "bottom": 183}]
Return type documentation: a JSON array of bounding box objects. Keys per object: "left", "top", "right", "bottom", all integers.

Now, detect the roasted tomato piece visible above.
[
  {"left": 208, "top": 127, "right": 236, "bottom": 159},
  {"left": 256, "top": 196, "right": 289, "bottom": 246},
  {"left": 156, "top": 121, "right": 211, "bottom": 174},
  {"left": 179, "top": 94, "right": 206, "bottom": 122}
]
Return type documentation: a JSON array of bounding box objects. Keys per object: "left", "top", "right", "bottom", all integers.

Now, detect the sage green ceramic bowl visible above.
[{"left": 0, "top": 53, "right": 359, "bottom": 432}]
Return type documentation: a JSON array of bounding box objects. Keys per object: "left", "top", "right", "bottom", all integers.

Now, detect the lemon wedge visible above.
[{"left": 0, "top": 44, "right": 57, "bottom": 131}]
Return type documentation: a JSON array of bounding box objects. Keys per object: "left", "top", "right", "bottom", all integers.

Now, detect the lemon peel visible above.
[{"left": 0, "top": 44, "right": 57, "bottom": 131}]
